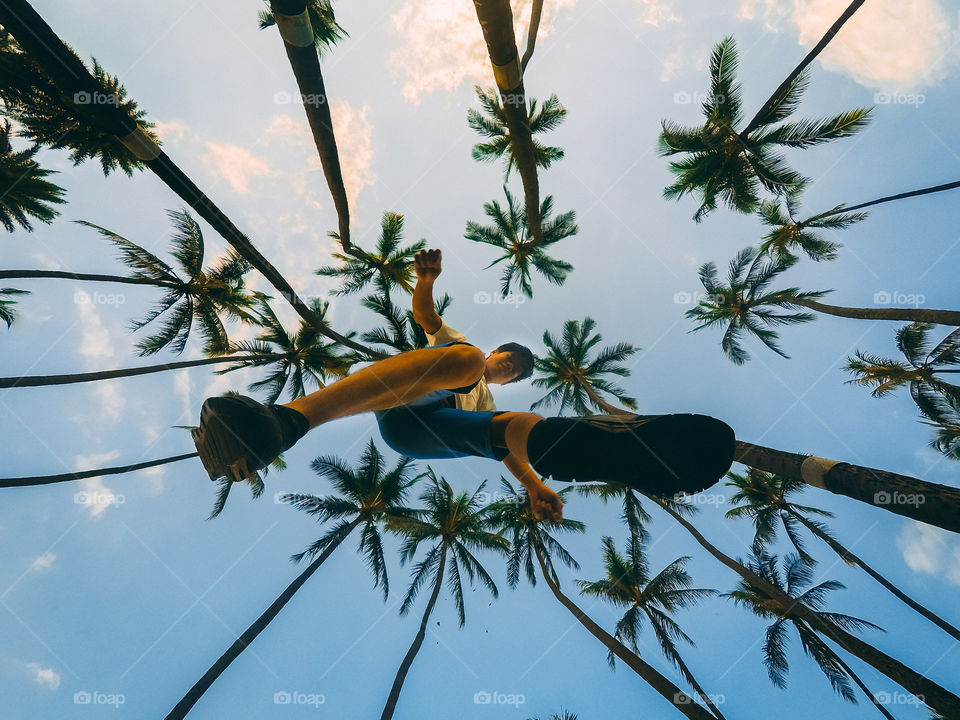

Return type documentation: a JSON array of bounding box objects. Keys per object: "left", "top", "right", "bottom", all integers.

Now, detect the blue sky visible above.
[{"left": 2, "top": 0, "right": 960, "bottom": 718}]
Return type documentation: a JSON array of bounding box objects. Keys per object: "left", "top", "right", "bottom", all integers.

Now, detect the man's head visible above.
[{"left": 483, "top": 342, "right": 535, "bottom": 385}]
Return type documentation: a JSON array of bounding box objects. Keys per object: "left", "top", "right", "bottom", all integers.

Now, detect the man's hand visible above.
[
  {"left": 414, "top": 248, "right": 442, "bottom": 281},
  {"left": 527, "top": 481, "right": 564, "bottom": 523}
]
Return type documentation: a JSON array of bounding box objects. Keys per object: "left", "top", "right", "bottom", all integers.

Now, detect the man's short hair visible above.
[{"left": 495, "top": 342, "right": 535, "bottom": 383}]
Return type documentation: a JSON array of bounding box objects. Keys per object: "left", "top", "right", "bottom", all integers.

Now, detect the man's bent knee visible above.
[
  {"left": 445, "top": 344, "right": 486, "bottom": 385},
  {"left": 492, "top": 411, "right": 544, "bottom": 463}
]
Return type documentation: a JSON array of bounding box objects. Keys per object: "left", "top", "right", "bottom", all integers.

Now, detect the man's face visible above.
[{"left": 483, "top": 350, "right": 519, "bottom": 385}]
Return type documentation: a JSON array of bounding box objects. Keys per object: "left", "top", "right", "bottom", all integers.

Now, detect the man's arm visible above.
[
  {"left": 412, "top": 248, "right": 442, "bottom": 334},
  {"left": 494, "top": 412, "right": 564, "bottom": 523}
]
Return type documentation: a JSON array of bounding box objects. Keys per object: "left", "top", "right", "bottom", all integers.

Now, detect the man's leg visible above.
[{"left": 284, "top": 343, "right": 485, "bottom": 428}]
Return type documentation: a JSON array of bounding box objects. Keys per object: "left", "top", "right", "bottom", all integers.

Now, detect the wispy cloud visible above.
[
  {"left": 29, "top": 552, "right": 56, "bottom": 573},
  {"left": 897, "top": 521, "right": 960, "bottom": 586},
  {"left": 26, "top": 663, "right": 61, "bottom": 691}
]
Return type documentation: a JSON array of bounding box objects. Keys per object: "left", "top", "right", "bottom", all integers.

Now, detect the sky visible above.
[{"left": 2, "top": 0, "right": 960, "bottom": 718}]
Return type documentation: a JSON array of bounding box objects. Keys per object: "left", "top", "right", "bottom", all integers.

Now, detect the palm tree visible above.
[
  {"left": 659, "top": 33, "right": 871, "bottom": 221},
  {"left": 646, "top": 493, "right": 960, "bottom": 719},
  {"left": 466, "top": 186, "right": 577, "bottom": 298},
  {"left": 216, "top": 296, "right": 354, "bottom": 403},
  {"left": 470, "top": 0, "right": 545, "bottom": 244},
  {"left": 0, "top": 118, "right": 66, "bottom": 231},
  {"left": 357, "top": 290, "right": 452, "bottom": 355},
  {"left": 756, "top": 193, "right": 866, "bottom": 262},
  {"left": 261, "top": 0, "right": 353, "bottom": 251},
  {"left": 468, "top": 86, "right": 566, "bottom": 179},
  {"left": 728, "top": 552, "right": 895, "bottom": 719},
  {"left": 1, "top": 452, "right": 198, "bottom": 488},
  {"left": 316, "top": 212, "right": 425, "bottom": 295},
  {"left": 485, "top": 479, "right": 718, "bottom": 720},
  {"left": 165, "top": 441, "right": 417, "bottom": 720},
  {"left": 689, "top": 248, "right": 960, "bottom": 365},
  {"left": 519, "top": 0, "right": 544, "bottom": 73},
  {"left": 380, "top": 472, "right": 508, "bottom": 720},
  {"left": 0, "top": 286, "right": 28, "bottom": 327},
  {"left": 847, "top": 323, "right": 960, "bottom": 418},
  {"left": 726, "top": 468, "right": 960, "bottom": 641},
  {"left": 578, "top": 536, "right": 726, "bottom": 719},
  {"left": 927, "top": 396, "right": 960, "bottom": 461},
  {"left": 532, "top": 317, "right": 638, "bottom": 416},
  {"left": 0, "top": 2, "right": 380, "bottom": 358}
]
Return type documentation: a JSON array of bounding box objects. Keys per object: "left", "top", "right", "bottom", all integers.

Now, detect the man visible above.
[{"left": 192, "top": 249, "right": 735, "bottom": 522}]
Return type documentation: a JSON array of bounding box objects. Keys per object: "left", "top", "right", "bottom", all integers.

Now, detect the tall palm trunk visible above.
[
  {"left": 734, "top": 440, "right": 960, "bottom": 534},
  {"left": 0, "top": 270, "right": 167, "bottom": 286},
  {"left": 471, "top": 0, "right": 543, "bottom": 245},
  {"left": 825, "top": 645, "right": 896, "bottom": 720},
  {"left": 532, "top": 544, "right": 718, "bottom": 720},
  {"left": 0, "top": 0, "right": 383, "bottom": 359},
  {"left": 640, "top": 608, "right": 727, "bottom": 720},
  {"left": 165, "top": 517, "right": 362, "bottom": 720},
  {"left": 1, "top": 452, "right": 197, "bottom": 488},
  {"left": 809, "top": 179, "right": 960, "bottom": 220},
  {"left": 519, "top": 0, "right": 544, "bottom": 73},
  {"left": 648, "top": 496, "right": 960, "bottom": 719},
  {"left": 0, "top": 353, "right": 275, "bottom": 388},
  {"left": 742, "top": 0, "right": 867, "bottom": 136},
  {"left": 790, "top": 512, "right": 960, "bottom": 641},
  {"left": 787, "top": 297, "right": 960, "bottom": 326},
  {"left": 268, "top": 0, "right": 352, "bottom": 253},
  {"left": 380, "top": 547, "right": 447, "bottom": 720},
  {"left": 583, "top": 382, "right": 633, "bottom": 416}
]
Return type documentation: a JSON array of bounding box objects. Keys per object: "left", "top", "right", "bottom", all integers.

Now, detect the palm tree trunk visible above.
[
  {"left": 519, "top": 0, "right": 544, "bottom": 74},
  {"left": 816, "top": 179, "right": 960, "bottom": 218},
  {"left": 165, "top": 517, "right": 362, "bottom": 720},
  {"left": 0, "top": 353, "right": 276, "bottom": 388},
  {"left": 268, "top": 0, "right": 352, "bottom": 253},
  {"left": 0, "top": 0, "right": 384, "bottom": 359},
  {"left": 790, "top": 512, "right": 960, "bottom": 641},
  {"left": 1, "top": 452, "right": 197, "bottom": 488},
  {"left": 648, "top": 496, "right": 960, "bottom": 719},
  {"left": 532, "top": 544, "right": 718, "bottom": 720},
  {"left": 734, "top": 440, "right": 960, "bottom": 533},
  {"left": 471, "top": 0, "right": 543, "bottom": 245},
  {"left": 742, "top": 0, "right": 867, "bottom": 136},
  {"left": 0, "top": 270, "right": 165, "bottom": 286},
  {"left": 788, "top": 296, "right": 960, "bottom": 326},
  {"left": 582, "top": 383, "right": 634, "bottom": 416},
  {"left": 802, "top": 620, "right": 896, "bottom": 720},
  {"left": 380, "top": 547, "right": 447, "bottom": 720}
]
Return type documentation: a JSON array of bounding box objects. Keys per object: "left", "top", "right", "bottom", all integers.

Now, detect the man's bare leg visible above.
[{"left": 283, "top": 343, "right": 486, "bottom": 429}]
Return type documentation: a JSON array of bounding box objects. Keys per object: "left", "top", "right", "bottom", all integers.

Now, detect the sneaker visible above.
[
  {"left": 525, "top": 413, "right": 735, "bottom": 497},
  {"left": 192, "top": 395, "right": 309, "bottom": 483}
]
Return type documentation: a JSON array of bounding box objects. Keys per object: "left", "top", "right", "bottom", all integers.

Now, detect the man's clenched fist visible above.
[{"left": 414, "top": 248, "right": 442, "bottom": 280}]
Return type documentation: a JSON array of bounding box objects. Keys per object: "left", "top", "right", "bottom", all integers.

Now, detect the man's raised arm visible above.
[{"left": 412, "top": 249, "right": 443, "bottom": 334}]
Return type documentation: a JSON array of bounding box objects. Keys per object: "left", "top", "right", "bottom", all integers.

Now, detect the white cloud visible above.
[
  {"left": 29, "top": 553, "right": 56, "bottom": 572},
  {"left": 154, "top": 120, "right": 191, "bottom": 143},
  {"left": 389, "top": 0, "right": 578, "bottom": 103},
  {"left": 329, "top": 100, "right": 376, "bottom": 214},
  {"left": 26, "top": 663, "right": 60, "bottom": 691},
  {"left": 202, "top": 142, "right": 273, "bottom": 194},
  {"left": 74, "top": 451, "right": 122, "bottom": 518},
  {"left": 743, "top": 0, "right": 957, "bottom": 89},
  {"left": 637, "top": 0, "right": 679, "bottom": 26},
  {"left": 75, "top": 297, "right": 115, "bottom": 362},
  {"left": 897, "top": 521, "right": 960, "bottom": 586}
]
